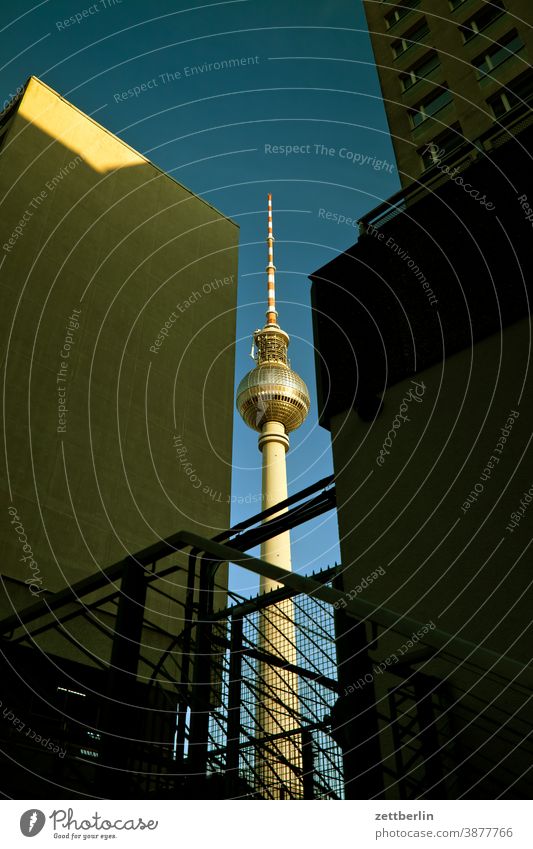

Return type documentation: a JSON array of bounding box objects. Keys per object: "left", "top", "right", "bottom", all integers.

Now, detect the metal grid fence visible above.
[{"left": 205, "top": 578, "right": 344, "bottom": 799}]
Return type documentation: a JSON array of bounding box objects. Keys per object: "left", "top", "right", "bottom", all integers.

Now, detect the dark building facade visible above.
[
  {"left": 310, "top": 61, "right": 533, "bottom": 796},
  {"left": 363, "top": 0, "right": 533, "bottom": 185}
]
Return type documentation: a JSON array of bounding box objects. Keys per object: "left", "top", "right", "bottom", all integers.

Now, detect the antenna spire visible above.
[{"left": 266, "top": 193, "right": 278, "bottom": 326}]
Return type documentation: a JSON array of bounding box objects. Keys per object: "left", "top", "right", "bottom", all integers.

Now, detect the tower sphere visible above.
[{"left": 237, "top": 362, "right": 310, "bottom": 433}]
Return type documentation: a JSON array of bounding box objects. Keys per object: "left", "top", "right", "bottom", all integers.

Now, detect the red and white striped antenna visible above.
[{"left": 266, "top": 193, "right": 278, "bottom": 326}]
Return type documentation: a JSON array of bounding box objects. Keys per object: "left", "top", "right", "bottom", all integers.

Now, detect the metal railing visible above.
[{"left": 0, "top": 472, "right": 531, "bottom": 799}]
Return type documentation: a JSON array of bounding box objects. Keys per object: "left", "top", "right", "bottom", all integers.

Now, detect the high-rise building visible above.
[
  {"left": 363, "top": 0, "right": 533, "bottom": 185},
  {"left": 236, "top": 195, "right": 310, "bottom": 798}
]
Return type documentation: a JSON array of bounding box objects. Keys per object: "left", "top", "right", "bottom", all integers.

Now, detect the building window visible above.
[
  {"left": 400, "top": 51, "right": 440, "bottom": 91},
  {"left": 409, "top": 86, "right": 453, "bottom": 128},
  {"left": 385, "top": 0, "right": 420, "bottom": 29},
  {"left": 392, "top": 19, "right": 430, "bottom": 58},
  {"left": 487, "top": 69, "right": 533, "bottom": 119},
  {"left": 419, "top": 123, "right": 464, "bottom": 170},
  {"left": 472, "top": 30, "right": 524, "bottom": 79},
  {"left": 460, "top": 0, "right": 505, "bottom": 43}
]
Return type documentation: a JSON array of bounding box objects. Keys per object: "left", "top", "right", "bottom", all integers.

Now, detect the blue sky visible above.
[{"left": 0, "top": 0, "right": 400, "bottom": 595}]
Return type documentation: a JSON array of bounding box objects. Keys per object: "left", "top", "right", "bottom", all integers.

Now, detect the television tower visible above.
[{"left": 236, "top": 194, "right": 310, "bottom": 798}]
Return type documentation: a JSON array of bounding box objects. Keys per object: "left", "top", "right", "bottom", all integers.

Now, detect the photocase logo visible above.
[{"left": 20, "top": 809, "right": 46, "bottom": 837}]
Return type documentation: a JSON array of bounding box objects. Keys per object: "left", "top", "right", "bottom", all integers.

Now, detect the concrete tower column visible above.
[
  {"left": 259, "top": 421, "right": 291, "bottom": 591},
  {"left": 257, "top": 421, "right": 303, "bottom": 798}
]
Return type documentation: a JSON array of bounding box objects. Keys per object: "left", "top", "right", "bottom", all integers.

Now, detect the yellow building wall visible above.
[{"left": 0, "top": 78, "right": 238, "bottom": 669}]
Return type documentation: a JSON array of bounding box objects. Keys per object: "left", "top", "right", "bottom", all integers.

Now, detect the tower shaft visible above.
[
  {"left": 257, "top": 422, "right": 302, "bottom": 798},
  {"left": 259, "top": 421, "right": 291, "bottom": 589}
]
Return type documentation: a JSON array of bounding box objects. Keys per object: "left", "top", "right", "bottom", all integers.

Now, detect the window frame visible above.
[
  {"left": 392, "top": 19, "right": 430, "bottom": 59},
  {"left": 418, "top": 123, "right": 464, "bottom": 171},
  {"left": 461, "top": 0, "right": 506, "bottom": 44},
  {"left": 487, "top": 70, "right": 533, "bottom": 119},
  {"left": 472, "top": 30, "right": 524, "bottom": 79},
  {"left": 385, "top": 0, "right": 420, "bottom": 30},
  {"left": 400, "top": 51, "right": 440, "bottom": 92},
  {"left": 409, "top": 85, "right": 454, "bottom": 129}
]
